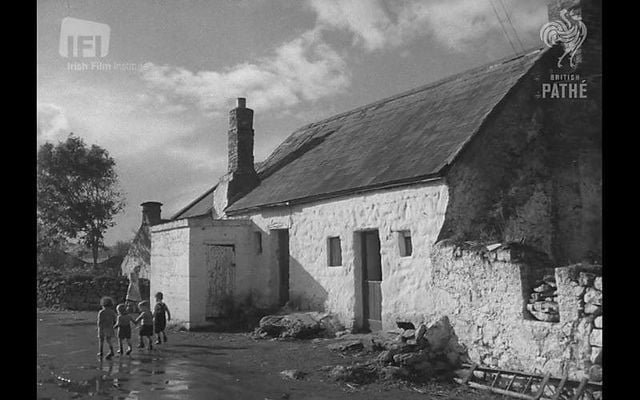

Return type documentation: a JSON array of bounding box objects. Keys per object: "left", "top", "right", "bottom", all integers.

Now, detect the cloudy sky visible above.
[{"left": 37, "top": 0, "right": 548, "bottom": 245}]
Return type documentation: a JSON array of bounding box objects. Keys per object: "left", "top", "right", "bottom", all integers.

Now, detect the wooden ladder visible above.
[{"left": 456, "top": 364, "right": 601, "bottom": 400}]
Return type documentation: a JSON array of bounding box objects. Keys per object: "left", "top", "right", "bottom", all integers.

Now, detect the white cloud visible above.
[
  {"left": 139, "top": 30, "right": 351, "bottom": 115},
  {"left": 308, "top": 0, "right": 546, "bottom": 52},
  {"left": 38, "top": 82, "right": 202, "bottom": 159},
  {"left": 37, "top": 103, "right": 70, "bottom": 144}
]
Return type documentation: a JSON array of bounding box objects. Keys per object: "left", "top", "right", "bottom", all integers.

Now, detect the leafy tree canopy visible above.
[{"left": 37, "top": 134, "right": 126, "bottom": 268}]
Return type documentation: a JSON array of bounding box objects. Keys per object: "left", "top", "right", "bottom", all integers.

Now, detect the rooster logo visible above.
[{"left": 540, "top": 9, "right": 587, "bottom": 68}]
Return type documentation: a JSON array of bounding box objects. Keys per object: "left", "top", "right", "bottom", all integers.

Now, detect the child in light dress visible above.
[{"left": 97, "top": 296, "right": 117, "bottom": 360}]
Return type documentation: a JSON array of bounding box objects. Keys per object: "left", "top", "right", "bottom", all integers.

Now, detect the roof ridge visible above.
[
  {"left": 171, "top": 185, "right": 217, "bottom": 220},
  {"left": 296, "top": 48, "right": 543, "bottom": 131}
]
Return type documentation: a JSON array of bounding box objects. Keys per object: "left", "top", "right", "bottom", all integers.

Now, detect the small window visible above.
[
  {"left": 398, "top": 230, "right": 412, "bottom": 257},
  {"left": 254, "top": 232, "right": 262, "bottom": 254},
  {"left": 328, "top": 236, "right": 342, "bottom": 266}
]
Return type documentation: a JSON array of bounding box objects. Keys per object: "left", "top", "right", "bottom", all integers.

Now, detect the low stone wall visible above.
[
  {"left": 428, "top": 241, "right": 602, "bottom": 381},
  {"left": 37, "top": 268, "right": 150, "bottom": 310},
  {"left": 555, "top": 265, "right": 603, "bottom": 381}
]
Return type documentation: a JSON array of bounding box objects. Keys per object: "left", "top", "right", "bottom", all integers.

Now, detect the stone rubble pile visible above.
[
  {"left": 253, "top": 312, "right": 344, "bottom": 339},
  {"left": 526, "top": 274, "right": 560, "bottom": 322},
  {"left": 326, "top": 316, "right": 468, "bottom": 384}
]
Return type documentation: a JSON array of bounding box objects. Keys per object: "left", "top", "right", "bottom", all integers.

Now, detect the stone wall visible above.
[
  {"left": 427, "top": 241, "right": 602, "bottom": 381},
  {"left": 555, "top": 264, "right": 603, "bottom": 381},
  {"left": 37, "top": 268, "right": 136, "bottom": 310}
]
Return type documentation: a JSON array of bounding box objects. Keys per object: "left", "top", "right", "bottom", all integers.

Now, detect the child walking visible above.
[
  {"left": 97, "top": 296, "right": 117, "bottom": 360},
  {"left": 114, "top": 304, "right": 133, "bottom": 356},
  {"left": 134, "top": 300, "right": 154, "bottom": 350},
  {"left": 153, "top": 292, "right": 171, "bottom": 344}
]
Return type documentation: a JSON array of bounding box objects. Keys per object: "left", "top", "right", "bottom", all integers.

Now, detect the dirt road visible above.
[{"left": 37, "top": 310, "right": 502, "bottom": 399}]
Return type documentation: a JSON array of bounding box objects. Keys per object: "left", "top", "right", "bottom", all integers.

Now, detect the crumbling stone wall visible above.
[
  {"left": 37, "top": 268, "right": 141, "bottom": 310},
  {"left": 427, "top": 241, "right": 602, "bottom": 381},
  {"left": 555, "top": 265, "right": 603, "bottom": 381}
]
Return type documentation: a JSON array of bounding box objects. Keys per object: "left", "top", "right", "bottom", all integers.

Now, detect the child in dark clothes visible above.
[
  {"left": 153, "top": 292, "right": 171, "bottom": 344},
  {"left": 114, "top": 303, "right": 133, "bottom": 356}
]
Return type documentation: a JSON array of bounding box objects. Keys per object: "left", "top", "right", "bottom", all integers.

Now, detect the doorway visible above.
[
  {"left": 204, "top": 244, "right": 235, "bottom": 318},
  {"left": 273, "top": 229, "right": 290, "bottom": 306},
  {"left": 361, "top": 230, "right": 382, "bottom": 331}
]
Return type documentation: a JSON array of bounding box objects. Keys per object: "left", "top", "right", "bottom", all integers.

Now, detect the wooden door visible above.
[
  {"left": 205, "top": 245, "right": 235, "bottom": 318},
  {"left": 362, "top": 230, "right": 382, "bottom": 331},
  {"left": 274, "top": 229, "right": 290, "bottom": 306}
]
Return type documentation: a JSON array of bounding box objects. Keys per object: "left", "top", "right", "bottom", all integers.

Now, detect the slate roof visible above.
[
  {"left": 176, "top": 49, "right": 544, "bottom": 218},
  {"left": 171, "top": 161, "right": 267, "bottom": 220},
  {"left": 172, "top": 186, "right": 217, "bottom": 220}
]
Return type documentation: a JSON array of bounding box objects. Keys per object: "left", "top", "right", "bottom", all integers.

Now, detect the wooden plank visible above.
[
  {"left": 505, "top": 374, "right": 518, "bottom": 391},
  {"left": 366, "top": 281, "right": 382, "bottom": 321},
  {"left": 522, "top": 376, "right": 534, "bottom": 394},
  {"left": 550, "top": 374, "right": 568, "bottom": 400},
  {"left": 466, "top": 364, "right": 548, "bottom": 379},
  {"left": 467, "top": 381, "right": 536, "bottom": 400},
  {"left": 533, "top": 373, "right": 551, "bottom": 399},
  {"left": 461, "top": 364, "right": 478, "bottom": 385},
  {"left": 571, "top": 378, "right": 588, "bottom": 400},
  {"left": 490, "top": 372, "right": 502, "bottom": 388}
]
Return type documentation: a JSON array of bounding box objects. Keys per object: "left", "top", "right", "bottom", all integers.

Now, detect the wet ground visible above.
[{"left": 37, "top": 311, "right": 503, "bottom": 400}]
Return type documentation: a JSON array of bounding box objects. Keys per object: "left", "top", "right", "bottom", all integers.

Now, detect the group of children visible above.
[{"left": 97, "top": 292, "right": 171, "bottom": 360}]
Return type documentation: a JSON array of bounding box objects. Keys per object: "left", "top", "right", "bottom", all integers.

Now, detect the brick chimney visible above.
[
  {"left": 226, "top": 98, "right": 259, "bottom": 203},
  {"left": 141, "top": 201, "right": 162, "bottom": 226},
  {"left": 547, "top": 0, "right": 601, "bottom": 75}
]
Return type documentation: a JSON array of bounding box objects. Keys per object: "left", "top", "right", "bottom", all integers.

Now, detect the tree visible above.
[
  {"left": 37, "top": 134, "right": 126, "bottom": 269},
  {"left": 110, "top": 240, "right": 132, "bottom": 258}
]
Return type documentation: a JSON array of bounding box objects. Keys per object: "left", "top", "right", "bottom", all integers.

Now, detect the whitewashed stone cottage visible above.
[{"left": 135, "top": 0, "right": 601, "bottom": 379}]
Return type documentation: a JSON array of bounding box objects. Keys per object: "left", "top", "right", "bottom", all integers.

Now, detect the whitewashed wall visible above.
[
  {"left": 237, "top": 180, "right": 449, "bottom": 330},
  {"left": 151, "top": 217, "right": 260, "bottom": 329},
  {"left": 188, "top": 218, "right": 257, "bottom": 322},
  {"left": 150, "top": 219, "right": 192, "bottom": 326},
  {"left": 152, "top": 180, "right": 449, "bottom": 330}
]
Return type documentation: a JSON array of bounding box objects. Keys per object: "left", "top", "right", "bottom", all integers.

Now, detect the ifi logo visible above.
[
  {"left": 59, "top": 17, "right": 110, "bottom": 58},
  {"left": 540, "top": 9, "right": 587, "bottom": 69}
]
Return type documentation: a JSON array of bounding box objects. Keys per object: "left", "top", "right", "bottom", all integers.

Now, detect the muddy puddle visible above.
[{"left": 42, "top": 355, "right": 235, "bottom": 399}]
